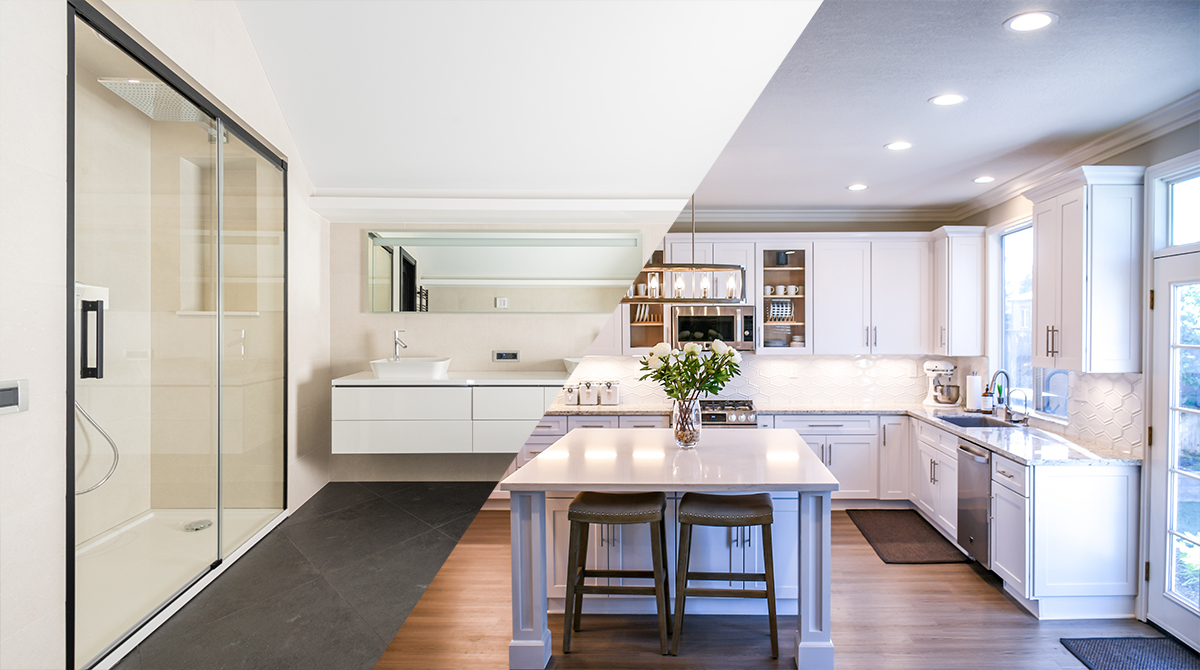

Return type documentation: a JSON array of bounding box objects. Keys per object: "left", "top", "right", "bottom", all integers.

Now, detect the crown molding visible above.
[
  {"left": 950, "top": 90, "right": 1199, "bottom": 219},
  {"left": 311, "top": 196, "right": 689, "bottom": 225},
  {"left": 674, "top": 91, "right": 1199, "bottom": 227},
  {"left": 672, "top": 207, "right": 961, "bottom": 224}
]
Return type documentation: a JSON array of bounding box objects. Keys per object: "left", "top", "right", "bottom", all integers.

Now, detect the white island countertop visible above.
[
  {"left": 332, "top": 370, "right": 569, "bottom": 387},
  {"left": 501, "top": 428, "right": 840, "bottom": 493}
]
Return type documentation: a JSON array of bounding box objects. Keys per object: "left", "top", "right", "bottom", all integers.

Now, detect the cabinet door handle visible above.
[
  {"left": 1045, "top": 326, "right": 1052, "bottom": 357},
  {"left": 929, "top": 459, "right": 934, "bottom": 483},
  {"left": 998, "top": 470, "right": 1015, "bottom": 479},
  {"left": 940, "top": 326, "right": 946, "bottom": 348},
  {"left": 1052, "top": 327, "right": 1060, "bottom": 356},
  {"left": 873, "top": 326, "right": 878, "bottom": 348},
  {"left": 882, "top": 424, "right": 887, "bottom": 447},
  {"left": 865, "top": 327, "right": 870, "bottom": 347},
  {"left": 808, "top": 424, "right": 844, "bottom": 428},
  {"left": 933, "top": 460, "right": 938, "bottom": 484},
  {"left": 579, "top": 424, "right": 606, "bottom": 428}
]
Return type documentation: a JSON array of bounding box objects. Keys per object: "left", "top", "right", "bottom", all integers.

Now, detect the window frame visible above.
[{"left": 987, "top": 217, "right": 1069, "bottom": 423}]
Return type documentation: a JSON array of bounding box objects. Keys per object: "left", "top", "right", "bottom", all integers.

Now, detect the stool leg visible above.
[
  {"left": 761, "top": 523, "right": 778, "bottom": 659},
  {"left": 671, "top": 522, "right": 693, "bottom": 656},
  {"left": 563, "top": 520, "right": 583, "bottom": 653},
  {"left": 572, "top": 521, "right": 590, "bottom": 632},
  {"left": 658, "top": 513, "right": 672, "bottom": 631},
  {"left": 649, "top": 520, "right": 669, "bottom": 655}
]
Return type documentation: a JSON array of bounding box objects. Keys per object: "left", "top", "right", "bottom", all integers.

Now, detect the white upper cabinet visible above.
[
  {"left": 812, "top": 241, "right": 872, "bottom": 355},
  {"left": 1023, "top": 166, "right": 1144, "bottom": 373},
  {"left": 713, "top": 241, "right": 757, "bottom": 303},
  {"left": 871, "top": 241, "right": 930, "bottom": 354},
  {"left": 586, "top": 305, "right": 623, "bottom": 356},
  {"left": 931, "top": 227, "right": 984, "bottom": 357}
]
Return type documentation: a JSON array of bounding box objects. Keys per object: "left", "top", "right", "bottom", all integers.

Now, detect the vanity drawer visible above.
[
  {"left": 530, "top": 415, "right": 568, "bottom": 436},
  {"left": 774, "top": 414, "right": 878, "bottom": 435},
  {"left": 992, "top": 454, "right": 1028, "bottom": 496},
  {"left": 332, "top": 420, "right": 472, "bottom": 454},
  {"left": 567, "top": 415, "right": 619, "bottom": 430},
  {"left": 332, "top": 387, "right": 471, "bottom": 421},
  {"left": 473, "top": 386, "right": 546, "bottom": 420},
  {"left": 473, "top": 420, "right": 541, "bottom": 453},
  {"left": 618, "top": 415, "right": 670, "bottom": 429}
]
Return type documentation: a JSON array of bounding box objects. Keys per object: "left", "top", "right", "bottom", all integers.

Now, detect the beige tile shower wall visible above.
[
  {"left": 0, "top": 3, "right": 68, "bottom": 668},
  {"left": 106, "top": 0, "right": 334, "bottom": 510},
  {"left": 72, "top": 57, "right": 154, "bottom": 543}
]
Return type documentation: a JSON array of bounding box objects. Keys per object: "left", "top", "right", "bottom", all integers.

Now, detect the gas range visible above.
[{"left": 699, "top": 399, "right": 758, "bottom": 428}]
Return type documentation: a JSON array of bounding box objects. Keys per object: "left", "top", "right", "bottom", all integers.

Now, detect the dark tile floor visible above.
[{"left": 112, "top": 481, "right": 496, "bottom": 670}]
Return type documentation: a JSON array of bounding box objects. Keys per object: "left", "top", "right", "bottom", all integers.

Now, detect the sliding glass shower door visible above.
[{"left": 72, "top": 13, "right": 285, "bottom": 669}]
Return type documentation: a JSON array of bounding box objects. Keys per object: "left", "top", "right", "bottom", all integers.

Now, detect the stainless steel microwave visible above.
[{"left": 671, "top": 305, "right": 755, "bottom": 351}]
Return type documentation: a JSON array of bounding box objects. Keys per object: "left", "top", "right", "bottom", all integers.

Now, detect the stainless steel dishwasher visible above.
[{"left": 957, "top": 441, "right": 991, "bottom": 569}]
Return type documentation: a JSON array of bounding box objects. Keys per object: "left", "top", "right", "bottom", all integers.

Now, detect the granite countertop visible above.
[
  {"left": 332, "top": 371, "right": 570, "bottom": 387},
  {"left": 543, "top": 400, "right": 1139, "bottom": 467}
]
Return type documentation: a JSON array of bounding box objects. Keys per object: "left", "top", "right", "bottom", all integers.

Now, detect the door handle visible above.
[
  {"left": 827, "top": 444, "right": 833, "bottom": 466},
  {"left": 933, "top": 460, "right": 938, "bottom": 484},
  {"left": 1045, "top": 325, "right": 1052, "bottom": 357},
  {"left": 865, "top": 327, "right": 870, "bottom": 347},
  {"left": 1051, "top": 327, "right": 1060, "bottom": 356},
  {"left": 940, "top": 326, "right": 946, "bottom": 348},
  {"left": 882, "top": 424, "right": 887, "bottom": 447},
  {"left": 80, "top": 300, "right": 104, "bottom": 379},
  {"left": 930, "top": 459, "right": 935, "bottom": 484},
  {"left": 873, "top": 326, "right": 878, "bottom": 348}
]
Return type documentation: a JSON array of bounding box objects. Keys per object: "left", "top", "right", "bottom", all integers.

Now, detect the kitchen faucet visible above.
[
  {"left": 988, "top": 369, "right": 1011, "bottom": 407},
  {"left": 393, "top": 330, "right": 408, "bottom": 360},
  {"left": 1007, "top": 388, "right": 1031, "bottom": 425}
]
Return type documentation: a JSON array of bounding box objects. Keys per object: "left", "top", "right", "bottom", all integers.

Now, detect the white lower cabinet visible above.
[
  {"left": 878, "top": 416, "right": 910, "bottom": 500},
  {"left": 991, "top": 481, "right": 1029, "bottom": 597},
  {"left": 776, "top": 415, "right": 879, "bottom": 500},
  {"left": 911, "top": 421, "right": 958, "bottom": 537}
]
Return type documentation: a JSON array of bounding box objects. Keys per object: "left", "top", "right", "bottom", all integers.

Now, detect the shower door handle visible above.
[{"left": 81, "top": 300, "right": 104, "bottom": 379}]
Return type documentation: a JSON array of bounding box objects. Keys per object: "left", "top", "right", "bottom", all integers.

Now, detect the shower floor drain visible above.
[{"left": 184, "top": 519, "right": 213, "bottom": 532}]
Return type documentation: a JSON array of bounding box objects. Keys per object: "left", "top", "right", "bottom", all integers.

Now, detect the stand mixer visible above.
[{"left": 922, "top": 360, "right": 960, "bottom": 407}]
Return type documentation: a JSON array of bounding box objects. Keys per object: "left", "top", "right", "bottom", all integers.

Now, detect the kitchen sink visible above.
[{"left": 939, "top": 415, "right": 1017, "bottom": 428}]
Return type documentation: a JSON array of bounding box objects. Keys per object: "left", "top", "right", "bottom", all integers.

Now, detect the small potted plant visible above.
[{"left": 639, "top": 340, "right": 743, "bottom": 448}]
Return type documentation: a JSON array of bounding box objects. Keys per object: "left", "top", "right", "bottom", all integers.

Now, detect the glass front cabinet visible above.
[{"left": 755, "top": 242, "right": 813, "bottom": 355}]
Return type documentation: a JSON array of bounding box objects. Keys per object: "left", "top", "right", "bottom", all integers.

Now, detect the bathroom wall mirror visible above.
[{"left": 366, "top": 230, "right": 644, "bottom": 313}]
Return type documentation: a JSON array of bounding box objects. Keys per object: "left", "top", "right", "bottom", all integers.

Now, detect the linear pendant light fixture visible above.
[{"left": 621, "top": 195, "right": 746, "bottom": 304}]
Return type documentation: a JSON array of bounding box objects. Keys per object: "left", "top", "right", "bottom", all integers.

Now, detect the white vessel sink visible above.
[
  {"left": 370, "top": 357, "right": 451, "bottom": 380},
  {"left": 563, "top": 358, "right": 583, "bottom": 375}
]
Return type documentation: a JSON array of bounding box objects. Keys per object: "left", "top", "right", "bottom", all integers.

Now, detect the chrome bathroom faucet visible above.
[{"left": 394, "top": 330, "right": 408, "bottom": 359}]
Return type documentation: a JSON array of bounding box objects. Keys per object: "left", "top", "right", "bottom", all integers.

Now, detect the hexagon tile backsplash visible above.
[{"left": 570, "top": 356, "right": 1145, "bottom": 458}]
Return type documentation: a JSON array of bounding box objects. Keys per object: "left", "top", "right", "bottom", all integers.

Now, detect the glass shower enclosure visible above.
[{"left": 71, "top": 12, "right": 286, "bottom": 668}]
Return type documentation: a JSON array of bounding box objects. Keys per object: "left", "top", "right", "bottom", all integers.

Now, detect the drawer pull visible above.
[
  {"left": 535, "top": 424, "right": 553, "bottom": 429},
  {"left": 579, "top": 424, "right": 606, "bottom": 428},
  {"left": 808, "top": 424, "right": 845, "bottom": 428},
  {"left": 998, "top": 470, "right": 1015, "bottom": 479}
]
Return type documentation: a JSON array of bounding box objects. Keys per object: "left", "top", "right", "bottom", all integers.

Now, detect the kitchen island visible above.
[{"left": 500, "top": 428, "right": 839, "bottom": 670}]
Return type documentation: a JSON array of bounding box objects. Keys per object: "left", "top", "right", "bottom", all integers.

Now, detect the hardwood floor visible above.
[{"left": 375, "top": 510, "right": 1160, "bottom": 670}]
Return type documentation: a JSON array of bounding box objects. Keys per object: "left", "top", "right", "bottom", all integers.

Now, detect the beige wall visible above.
[{"left": 0, "top": 2, "right": 332, "bottom": 667}]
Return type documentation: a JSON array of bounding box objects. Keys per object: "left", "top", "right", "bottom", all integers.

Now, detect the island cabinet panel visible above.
[{"left": 878, "top": 416, "right": 910, "bottom": 500}]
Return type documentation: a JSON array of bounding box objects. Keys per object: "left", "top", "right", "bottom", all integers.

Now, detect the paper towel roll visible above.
[{"left": 965, "top": 374, "right": 983, "bottom": 411}]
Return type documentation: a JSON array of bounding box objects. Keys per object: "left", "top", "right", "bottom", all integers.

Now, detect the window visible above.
[
  {"left": 1170, "top": 174, "right": 1200, "bottom": 246},
  {"left": 999, "top": 224, "right": 1068, "bottom": 418}
]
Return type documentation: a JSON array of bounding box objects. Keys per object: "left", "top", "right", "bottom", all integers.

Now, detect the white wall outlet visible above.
[{"left": 495, "top": 297, "right": 508, "bottom": 309}]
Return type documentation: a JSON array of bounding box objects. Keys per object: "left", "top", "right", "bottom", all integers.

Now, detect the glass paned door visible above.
[
  {"left": 1148, "top": 251, "right": 1200, "bottom": 649},
  {"left": 758, "top": 245, "right": 810, "bottom": 354}
]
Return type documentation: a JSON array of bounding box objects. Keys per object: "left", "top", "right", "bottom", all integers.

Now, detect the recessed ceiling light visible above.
[
  {"left": 847, "top": 184, "right": 868, "bottom": 191},
  {"left": 884, "top": 141, "right": 912, "bottom": 151},
  {"left": 127, "top": 79, "right": 141, "bottom": 83},
  {"left": 1004, "top": 11, "right": 1058, "bottom": 32},
  {"left": 929, "top": 94, "right": 966, "bottom": 106},
  {"left": 973, "top": 176, "right": 996, "bottom": 184}
]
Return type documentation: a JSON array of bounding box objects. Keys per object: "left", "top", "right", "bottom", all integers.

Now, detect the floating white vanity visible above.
[{"left": 331, "top": 371, "right": 567, "bottom": 454}]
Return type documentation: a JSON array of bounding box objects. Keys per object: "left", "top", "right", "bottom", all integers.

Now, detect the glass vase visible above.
[{"left": 671, "top": 399, "right": 702, "bottom": 449}]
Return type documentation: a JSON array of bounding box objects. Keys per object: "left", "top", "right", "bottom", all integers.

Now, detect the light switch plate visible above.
[
  {"left": 493, "top": 350, "right": 520, "bottom": 362},
  {"left": 0, "top": 379, "right": 29, "bottom": 415},
  {"left": 495, "top": 297, "right": 508, "bottom": 309}
]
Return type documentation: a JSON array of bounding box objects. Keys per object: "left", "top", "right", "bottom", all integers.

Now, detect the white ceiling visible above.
[
  {"left": 235, "top": 0, "right": 821, "bottom": 224},
  {"left": 690, "top": 0, "right": 1200, "bottom": 221}
]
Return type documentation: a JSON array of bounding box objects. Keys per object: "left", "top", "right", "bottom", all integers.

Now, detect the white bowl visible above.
[{"left": 370, "top": 357, "right": 451, "bottom": 380}]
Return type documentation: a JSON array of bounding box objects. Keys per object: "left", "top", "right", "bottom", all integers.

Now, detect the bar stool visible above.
[
  {"left": 672, "top": 492, "right": 778, "bottom": 658},
  {"left": 562, "top": 491, "right": 672, "bottom": 655}
]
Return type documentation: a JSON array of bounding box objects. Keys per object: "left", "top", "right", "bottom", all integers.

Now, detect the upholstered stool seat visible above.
[
  {"left": 563, "top": 491, "right": 672, "bottom": 655},
  {"left": 672, "top": 492, "right": 778, "bottom": 658}
]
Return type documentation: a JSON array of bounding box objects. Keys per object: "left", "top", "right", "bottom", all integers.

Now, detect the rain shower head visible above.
[{"left": 98, "top": 77, "right": 206, "bottom": 122}]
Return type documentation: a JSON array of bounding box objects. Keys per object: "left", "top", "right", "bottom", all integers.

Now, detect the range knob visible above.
[
  {"left": 748, "top": 412, "right": 756, "bottom": 422},
  {"left": 738, "top": 413, "right": 747, "bottom": 423}
]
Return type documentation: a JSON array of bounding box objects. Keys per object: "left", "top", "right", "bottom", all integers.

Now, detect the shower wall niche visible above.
[{"left": 71, "top": 13, "right": 286, "bottom": 669}]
